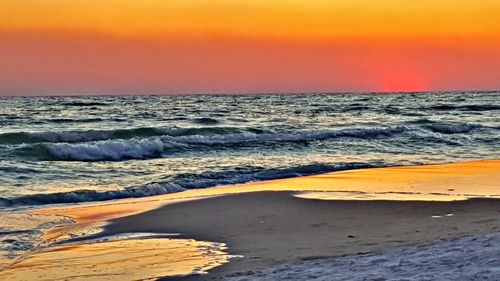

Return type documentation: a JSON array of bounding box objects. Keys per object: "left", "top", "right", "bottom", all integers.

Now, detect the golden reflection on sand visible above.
[
  {"left": 38, "top": 197, "right": 218, "bottom": 247},
  {"left": 38, "top": 160, "right": 500, "bottom": 223},
  {"left": 0, "top": 238, "right": 229, "bottom": 281},
  {"left": 293, "top": 191, "right": 468, "bottom": 201}
]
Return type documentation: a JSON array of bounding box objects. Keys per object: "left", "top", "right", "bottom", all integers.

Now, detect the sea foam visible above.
[{"left": 15, "top": 127, "right": 406, "bottom": 161}]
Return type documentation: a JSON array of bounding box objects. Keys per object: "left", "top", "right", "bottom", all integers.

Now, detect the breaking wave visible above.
[
  {"left": 0, "top": 126, "right": 246, "bottom": 145},
  {"left": 0, "top": 162, "right": 383, "bottom": 207},
  {"left": 14, "top": 127, "right": 407, "bottom": 161}
]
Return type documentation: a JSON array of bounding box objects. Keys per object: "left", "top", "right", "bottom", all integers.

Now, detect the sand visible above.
[
  {"left": 225, "top": 233, "right": 500, "bottom": 280},
  {"left": 0, "top": 237, "right": 229, "bottom": 281},
  {"left": 104, "top": 192, "right": 500, "bottom": 280},
  {"left": 1, "top": 159, "right": 499, "bottom": 280}
]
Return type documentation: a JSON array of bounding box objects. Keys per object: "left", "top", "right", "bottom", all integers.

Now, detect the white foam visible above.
[
  {"left": 44, "top": 127, "right": 405, "bottom": 161},
  {"left": 48, "top": 137, "right": 173, "bottom": 161},
  {"left": 0, "top": 212, "right": 74, "bottom": 269}
]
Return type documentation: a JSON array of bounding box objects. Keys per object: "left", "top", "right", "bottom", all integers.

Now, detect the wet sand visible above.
[
  {"left": 2, "top": 159, "right": 500, "bottom": 280},
  {"left": 103, "top": 192, "right": 500, "bottom": 280},
  {"left": 0, "top": 237, "right": 229, "bottom": 281}
]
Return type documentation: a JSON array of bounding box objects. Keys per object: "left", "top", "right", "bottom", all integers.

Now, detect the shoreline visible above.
[
  {"left": 1, "top": 159, "right": 499, "bottom": 280},
  {"left": 33, "top": 159, "right": 500, "bottom": 219}
]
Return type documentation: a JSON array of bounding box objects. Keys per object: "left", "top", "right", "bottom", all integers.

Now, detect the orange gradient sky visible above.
[{"left": 1, "top": 0, "right": 499, "bottom": 95}]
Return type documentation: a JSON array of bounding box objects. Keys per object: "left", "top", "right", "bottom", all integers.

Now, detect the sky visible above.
[{"left": 0, "top": 0, "right": 499, "bottom": 95}]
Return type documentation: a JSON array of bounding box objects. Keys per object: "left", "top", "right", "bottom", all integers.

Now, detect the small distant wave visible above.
[
  {"left": 192, "top": 117, "right": 220, "bottom": 125},
  {"left": 0, "top": 128, "right": 158, "bottom": 145},
  {"left": 0, "top": 127, "right": 245, "bottom": 145},
  {"left": 14, "top": 127, "right": 406, "bottom": 161},
  {"left": 407, "top": 120, "right": 483, "bottom": 134},
  {"left": 60, "top": 101, "right": 109, "bottom": 107},
  {"left": 0, "top": 162, "right": 383, "bottom": 207},
  {"left": 429, "top": 104, "right": 500, "bottom": 111},
  {"left": 423, "top": 123, "right": 482, "bottom": 134},
  {"left": 405, "top": 119, "right": 493, "bottom": 134},
  {"left": 39, "top": 118, "right": 105, "bottom": 124},
  {"left": 341, "top": 104, "right": 372, "bottom": 112}
]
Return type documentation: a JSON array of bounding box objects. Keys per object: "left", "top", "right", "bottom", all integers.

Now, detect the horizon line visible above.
[{"left": 1, "top": 90, "right": 499, "bottom": 98}]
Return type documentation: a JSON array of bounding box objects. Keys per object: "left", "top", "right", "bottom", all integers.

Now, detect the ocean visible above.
[{"left": 0, "top": 92, "right": 499, "bottom": 209}]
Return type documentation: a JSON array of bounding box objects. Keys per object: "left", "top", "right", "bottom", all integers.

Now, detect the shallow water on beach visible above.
[
  {"left": 0, "top": 235, "right": 230, "bottom": 280},
  {"left": 0, "top": 92, "right": 499, "bottom": 208}
]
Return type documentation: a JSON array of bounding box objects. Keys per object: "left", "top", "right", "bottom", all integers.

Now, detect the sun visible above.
[{"left": 381, "top": 74, "right": 427, "bottom": 93}]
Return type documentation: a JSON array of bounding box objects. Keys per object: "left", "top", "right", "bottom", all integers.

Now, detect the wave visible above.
[
  {"left": 422, "top": 123, "right": 482, "bottom": 134},
  {"left": 0, "top": 162, "right": 384, "bottom": 207},
  {"left": 14, "top": 127, "right": 406, "bottom": 161},
  {"left": 0, "top": 182, "right": 186, "bottom": 208},
  {"left": 0, "top": 126, "right": 245, "bottom": 145},
  {"left": 60, "top": 101, "right": 109, "bottom": 107},
  {"left": 429, "top": 104, "right": 500, "bottom": 111},
  {"left": 404, "top": 119, "right": 496, "bottom": 134},
  {"left": 38, "top": 118, "right": 105, "bottom": 124},
  {"left": 192, "top": 117, "right": 220, "bottom": 125},
  {"left": 406, "top": 120, "right": 484, "bottom": 134},
  {"left": 0, "top": 128, "right": 159, "bottom": 145}
]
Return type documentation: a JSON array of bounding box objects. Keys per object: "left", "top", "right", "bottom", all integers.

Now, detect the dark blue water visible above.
[{"left": 0, "top": 92, "right": 499, "bottom": 208}]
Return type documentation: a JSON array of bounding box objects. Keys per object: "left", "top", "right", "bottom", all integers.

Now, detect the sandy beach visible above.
[
  {"left": 118, "top": 192, "right": 500, "bottom": 280},
  {"left": 2, "top": 2, "right": 500, "bottom": 279},
  {"left": 1, "top": 160, "right": 500, "bottom": 280}
]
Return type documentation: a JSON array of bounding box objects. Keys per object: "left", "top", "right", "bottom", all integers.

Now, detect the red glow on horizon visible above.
[{"left": 381, "top": 74, "right": 427, "bottom": 93}]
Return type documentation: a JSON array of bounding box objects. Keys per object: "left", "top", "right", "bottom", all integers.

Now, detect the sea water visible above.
[{"left": 0, "top": 92, "right": 499, "bottom": 208}]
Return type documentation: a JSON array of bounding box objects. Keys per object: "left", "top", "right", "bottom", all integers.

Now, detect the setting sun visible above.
[{"left": 381, "top": 74, "right": 427, "bottom": 92}]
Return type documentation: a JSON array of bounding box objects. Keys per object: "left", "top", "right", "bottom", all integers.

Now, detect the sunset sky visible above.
[{"left": 1, "top": 0, "right": 499, "bottom": 95}]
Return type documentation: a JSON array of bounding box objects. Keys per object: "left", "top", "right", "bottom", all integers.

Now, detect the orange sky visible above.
[{"left": 1, "top": 0, "right": 499, "bottom": 95}]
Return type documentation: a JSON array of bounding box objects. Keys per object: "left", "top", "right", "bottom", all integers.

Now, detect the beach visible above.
[
  {"left": 119, "top": 192, "right": 500, "bottom": 280},
  {"left": 1, "top": 1, "right": 500, "bottom": 279},
  {"left": 1, "top": 160, "right": 499, "bottom": 280}
]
